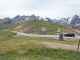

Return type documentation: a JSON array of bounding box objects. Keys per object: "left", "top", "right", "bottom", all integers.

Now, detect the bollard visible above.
[{"left": 58, "top": 32, "right": 64, "bottom": 41}]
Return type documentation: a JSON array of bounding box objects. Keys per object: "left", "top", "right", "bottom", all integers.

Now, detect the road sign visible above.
[
  {"left": 58, "top": 28, "right": 60, "bottom": 33},
  {"left": 42, "top": 28, "right": 46, "bottom": 31}
]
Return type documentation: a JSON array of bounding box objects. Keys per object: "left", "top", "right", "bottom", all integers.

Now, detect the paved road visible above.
[{"left": 13, "top": 31, "right": 80, "bottom": 39}]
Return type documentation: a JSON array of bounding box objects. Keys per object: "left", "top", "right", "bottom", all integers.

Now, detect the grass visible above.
[{"left": 0, "top": 30, "right": 80, "bottom": 60}]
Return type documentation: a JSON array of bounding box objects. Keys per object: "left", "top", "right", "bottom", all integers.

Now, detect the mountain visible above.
[
  {"left": 11, "top": 15, "right": 20, "bottom": 21},
  {"left": 0, "top": 17, "right": 11, "bottom": 29},
  {"left": 20, "top": 15, "right": 30, "bottom": 21},
  {"left": 45, "top": 17, "right": 53, "bottom": 22},
  {"left": 27, "top": 14, "right": 38, "bottom": 21},
  {"left": 54, "top": 15, "right": 80, "bottom": 29},
  {"left": 11, "top": 14, "right": 51, "bottom": 22},
  {"left": 0, "top": 19, "right": 2, "bottom": 22},
  {"left": 0, "top": 17, "right": 26, "bottom": 29},
  {"left": 0, "top": 17, "right": 11, "bottom": 25}
]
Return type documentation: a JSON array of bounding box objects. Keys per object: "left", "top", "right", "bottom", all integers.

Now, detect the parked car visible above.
[
  {"left": 13, "top": 32, "right": 17, "bottom": 35},
  {"left": 64, "top": 33, "right": 75, "bottom": 37}
]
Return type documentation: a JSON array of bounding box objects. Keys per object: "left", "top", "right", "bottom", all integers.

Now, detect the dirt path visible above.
[
  {"left": 68, "top": 27, "right": 80, "bottom": 33},
  {"left": 42, "top": 42, "right": 79, "bottom": 51}
]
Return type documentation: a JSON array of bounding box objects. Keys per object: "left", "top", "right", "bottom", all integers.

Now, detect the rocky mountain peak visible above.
[
  {"left": 11, "top": 15, "right": 21, "bottom": 21},
  {"left": 54, "top": 14, "right": 80, "bottom": 29},
  {"left": 72, "top": 15, "right": 79, "bottom": 20},
  {"left": 70, "top": 15, "right": 80, "bottom": 25},
  {"left": 3, "top": 17, "right": 11, "bottom": 23},
  {"left": 31, "top": 14, "right": 35, "bottom": 17}
]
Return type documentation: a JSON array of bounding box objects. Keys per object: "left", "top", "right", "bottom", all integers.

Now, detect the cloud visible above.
[{"left": 0, "top": 0, "right": 80, "bottom": 19}]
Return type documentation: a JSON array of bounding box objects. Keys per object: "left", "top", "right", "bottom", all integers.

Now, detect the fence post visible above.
[{"left": 77, "top": 40, "right": 80, "bottom": 53}]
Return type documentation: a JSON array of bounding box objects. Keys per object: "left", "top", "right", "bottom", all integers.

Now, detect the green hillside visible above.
[{"left": 13, "top": 20, "right": 77, "bottom": 35}]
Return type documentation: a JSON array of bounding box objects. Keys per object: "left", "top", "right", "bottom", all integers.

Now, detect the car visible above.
[
  {"left": 13, "top": 32, "right": 17, "bottom": 35},
  {"left": 64, "top": 33, "right": 75, "bottom": 37}
]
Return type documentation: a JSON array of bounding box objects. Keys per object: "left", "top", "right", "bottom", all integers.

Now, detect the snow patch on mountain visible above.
[{"left": 68, "top": 17, "right": 73, "bottom": 24}]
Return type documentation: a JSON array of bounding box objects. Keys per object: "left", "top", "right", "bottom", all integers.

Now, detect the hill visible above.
[{"left": 13, "top": 20, "right": 78, "bottom": 35}]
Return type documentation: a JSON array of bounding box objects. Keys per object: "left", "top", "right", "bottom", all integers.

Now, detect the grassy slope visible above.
[
  {"left": 13, "top": 20, "right": 78, "bottom": 35},
  {"left": 0, "top": 30, "right": 80, "bottom": 60}
]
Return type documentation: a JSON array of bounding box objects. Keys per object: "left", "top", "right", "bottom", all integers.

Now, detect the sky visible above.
[{"left": 0, "top": 0, "right": 80, "bottom": 19}]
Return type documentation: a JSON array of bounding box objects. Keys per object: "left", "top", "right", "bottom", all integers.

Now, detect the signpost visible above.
[
  {"left": 42, "top": 27, "right": 46, "bottom": 31},
  {"left": 41, "top": 27, "right": 46, "bottom": 34},
  {"left": 77, "top": 40, "right": 80, "bottom": 53},
  {"left": 58, "top": 28, "right": 60, "bottom": 33}
]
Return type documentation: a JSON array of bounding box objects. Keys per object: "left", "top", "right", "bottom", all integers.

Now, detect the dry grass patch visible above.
[
  {"left": 18, "top": 50, "right": 26, "bottom": 54},
  {"left": 68, "top": 27, "right": 80, "bottom": 35},
  {"left": 0, "top": 35, "right": 6, "bottom": 37},
  {"left": 22, "top": 28, "right": 29, "bottom": 33},
  {"left": 42, "top": 42, "right": 78, "bottom": 51},
  {"left": 0, "top": 43, "right": 20, "bottom": 53},
  {"left": 0, "top": 40, "right": 28, "bottom": 54},
  {"left": 30, "top": 40, "right": 42, "bottom": 45},
  {"left": 0, "top": 46, "right": 10, "bottom": 54},
  {"left": 22, "top": 41, "right": 28, "bottom": 45},
  {"left": 63, "top": 38, "right": 78, "bottom": 45}
]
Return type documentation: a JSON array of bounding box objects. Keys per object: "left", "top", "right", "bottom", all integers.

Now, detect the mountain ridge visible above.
[
  {"left": 11, "top": 14, "right": 52, "bottom": 22},
  {"left": 1, "top": 14, "right": 80, "bottom": 29},
  {"left": 54, "top": 14, "right": 80, "bottom": 29}
]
